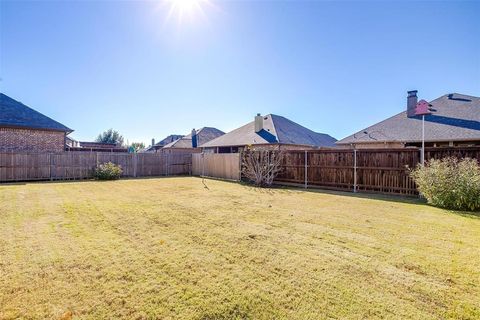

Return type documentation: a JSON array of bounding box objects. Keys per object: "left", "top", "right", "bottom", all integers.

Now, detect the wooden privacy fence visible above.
[
  {"left": 0, "top": 152, "right": 192, "bottom": 182},
  {"left": 3, "top": 147, "right": 479, "bottom": 195},
  {"left": 193, "top": 147, "right": 480, "bottom": 196},
  {"left": 275, "top": 147, "right": 480, "bottom": 196},
  {"left": 192, "top": 153, "right": 241, "bottom": 181}
]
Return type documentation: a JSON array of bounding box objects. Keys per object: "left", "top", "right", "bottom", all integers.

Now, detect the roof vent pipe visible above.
[
  {"left": 254, "top": 113, "right": 263, "bottom": 133},
  {"left": 407, "top": 90, "right": 418, "bottom": 117}
]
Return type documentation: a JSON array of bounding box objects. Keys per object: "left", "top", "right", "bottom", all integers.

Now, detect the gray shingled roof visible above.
[
  {"left": 336, "top": 93, "right": 480, "bottom": 145},
  {"left": 0, "top": 93, "right": 72, "bottom": 133},
  {"left": 143, "top": 134, "right": 184, "bottom": 152},
  {"left": 164, "top": 127, "right": 225, "bottom": 148},
  {"left": 155, "top": 134, "right": 184, "bottom": 147},
  {"left": 157, "top": 134, "right": 184, "bottom": 146},
  {"left": 201, "top": 114, "right": 337, "bottom": 148}
]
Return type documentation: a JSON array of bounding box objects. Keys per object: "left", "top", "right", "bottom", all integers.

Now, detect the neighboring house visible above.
[
  {"left": 0, "top": 93, "right": 72, "bottom": 152},
  {"left": 143, "top": 134, "right": 184, "bottom": 153},
  {"left": 336, "top": 91, "right": 480, "bottom": 149},
  {"left": 163, "top": 127, "right": 224, "bottom": 151},
  {"left": 201, "top": 114, "right": 337, "bottom": 153},
  {"left": 66, "top": 136, "right": 81, "bottom": 148}
]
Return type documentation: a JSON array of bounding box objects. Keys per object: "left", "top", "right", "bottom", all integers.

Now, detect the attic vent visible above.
[{"left": 448, "top": 94, "right": 471, "bottom": 102}]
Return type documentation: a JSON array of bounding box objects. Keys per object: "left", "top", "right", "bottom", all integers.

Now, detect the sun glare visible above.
[{"left": 165, "top": 0, "right": 211, "bottom": 23}]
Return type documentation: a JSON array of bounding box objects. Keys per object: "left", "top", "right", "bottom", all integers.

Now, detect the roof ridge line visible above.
[{"left": 268, "top": 114, "right": 279, "bottom": 143}]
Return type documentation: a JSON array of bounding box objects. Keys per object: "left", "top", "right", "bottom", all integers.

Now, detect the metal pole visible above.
[
  {"left": 353, "top": 149, "right": 357, "bottom": 193},
  {"left": 202, "top": 152, "right": 205, "bottom": 177},
  {"left": 304, "top": 150, "right": 308, "bottom": 189},
  {"left": 421, "top": 114, "right": 425, "bottom": 165}
]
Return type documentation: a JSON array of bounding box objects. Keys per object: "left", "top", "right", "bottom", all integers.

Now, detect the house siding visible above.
[{"left": 0, "top": 127, "right": 65, "bottom": 152}]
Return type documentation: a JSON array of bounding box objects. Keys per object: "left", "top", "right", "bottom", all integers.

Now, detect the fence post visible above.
[
  {"left": 133, "top": 153, "right": 137, "bottom": 178},
  {"left": 238, "top": 151, "right": 242, "bottom": 181},
  {"left": 304, "top": 150, "right": 308, "bottom": 189},
  {"left": 353, "top": 149, "right": 357, "bottom": 193},
  {"left": 49, "top": 153, "right": 53, "bottom": 181},
  {"left": 189, "top": 153, "right": 192, "bottom": 176},
  {"left": 165, "top": 152, "right": 169, "bottom": 176}
]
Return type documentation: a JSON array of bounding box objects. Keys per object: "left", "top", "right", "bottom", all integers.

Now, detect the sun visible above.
[
  {"left": 164, "top": 0, "right": 211, "bottom": 23},
  {"left": 168, "top": 0, "right": 202, "bottom": 12}
]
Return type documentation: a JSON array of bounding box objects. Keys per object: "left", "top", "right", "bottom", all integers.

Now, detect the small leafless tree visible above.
[{"left": 241, "top": 149, "right": 284, "bottom": 187}]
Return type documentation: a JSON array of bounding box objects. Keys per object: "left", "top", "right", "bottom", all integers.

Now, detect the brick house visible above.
[{"left": 0, "top": 93, "right": 73, "bottom": 152}]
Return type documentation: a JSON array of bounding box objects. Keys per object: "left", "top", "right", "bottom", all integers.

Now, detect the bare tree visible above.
[{"left": 241, "top": 149, "right": 284, "bottom": 187}]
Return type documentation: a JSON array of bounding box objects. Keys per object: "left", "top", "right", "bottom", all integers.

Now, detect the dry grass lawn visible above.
[{"left": 0, "top": 177, "right": 479, "bottom": 319}]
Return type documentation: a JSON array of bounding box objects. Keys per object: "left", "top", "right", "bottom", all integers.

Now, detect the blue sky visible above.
[{"left": 1, "top": 0, "right": 479, "bottom": 145}]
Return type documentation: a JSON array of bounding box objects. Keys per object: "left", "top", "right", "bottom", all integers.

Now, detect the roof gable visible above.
[
  {"left": 157, "top": 134, "right": 184, "bottom": 146},
  {"left": 0, "top": 93, "right": 72, "bottom": 132},
  {"left": 337, "top": 93, "right": 480, "bottom": 145}
]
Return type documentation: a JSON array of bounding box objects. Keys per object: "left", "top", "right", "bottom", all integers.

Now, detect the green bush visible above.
[
  {"left": 94, "top": 162, "right": 123, "bottom": 180},
  {"left": 410, "top": 157, "right": 480, "bottom": 211}
]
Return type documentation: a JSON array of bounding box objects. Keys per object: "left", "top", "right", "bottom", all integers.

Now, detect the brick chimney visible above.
[
  {"left": 254, "top": 113, "right": 263, "bottom": 133},
  {"left": 191, "top": 129, "right": 197, "bottom": 148},
  {"left": 407, "top": 90, "right": 418, "bottom": 117},
  {"left": 151, "top": 138, "right": 155, "bottom": 146}
]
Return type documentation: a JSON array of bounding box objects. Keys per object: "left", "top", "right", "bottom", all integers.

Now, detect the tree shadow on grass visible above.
[
  {"left": 291, "top": 186, "right": 480, "bottom": 219},
  {"left": 238, "top": 182, "right": 480, "bottom": 219},
  {"left": 273, "top": 184, "right": 422, "bottom": 204}
]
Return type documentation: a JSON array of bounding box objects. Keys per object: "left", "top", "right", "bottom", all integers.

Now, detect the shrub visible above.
[
  {"left": 241, "top": 149, "right": 283, "bottom": 187},
  {"left": 94, "top": 162, "right": 123, "bottom": 180},
  {"left": 410, "top": 157, "right": 480, "bottom": 211}
]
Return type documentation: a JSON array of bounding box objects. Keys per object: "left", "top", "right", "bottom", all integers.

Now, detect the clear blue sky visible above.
[{"left": 1, "top": 1, "right": 479, "bottom": 145}]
